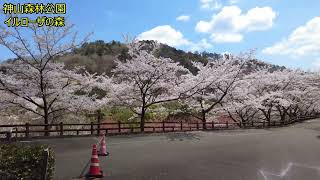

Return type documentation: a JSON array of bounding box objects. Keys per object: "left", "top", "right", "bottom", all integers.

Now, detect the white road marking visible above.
[
  {"left": 259, "top": 162, "right": 320, "bottom": 180},
  {"left": 212, "top": 132, "right": 271, "bottom": 137},
  {"left": 19, "top": 131, "right": 272, "bottom": 144},
  {"left": 93, "top": 137, "right": 168, "bottom": 146},
  {"left": 20, "top": 141, "right": 32, "bottom": 143}
]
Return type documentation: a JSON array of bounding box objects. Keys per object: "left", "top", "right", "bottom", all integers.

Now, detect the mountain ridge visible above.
[{"left": 1, "top": 40, "right": 286, "bottom": 74}]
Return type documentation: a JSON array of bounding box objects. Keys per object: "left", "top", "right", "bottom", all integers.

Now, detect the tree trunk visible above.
[
  {"left": 202, "top": 111, "right": 207, "bottom": 130},
  {"left": 226, "top": 110, "right": 241, "bottom": 127},
  {"left": 277, "top": 107, "right": 286, "bottom": 123},
  {"left": 240, "top": 116, "right": 247, "bottom": 127},
  {"left": 260, "top": 108, "right": 271, "bottom": 124},
  {"left": 140, "top": 108, "right": 146, "bottom": 132},
  {"left": 40, "top": 70, "right": 50, "bottom": 136},
  {"left": 44, "top": 110, "right": 50, "bottom": 136},
  {"left": 97, "top": 109, "right": 102, "bottom": 135},
  {"left": 287, "top": 107, "right": 297, "bottom": 120}
]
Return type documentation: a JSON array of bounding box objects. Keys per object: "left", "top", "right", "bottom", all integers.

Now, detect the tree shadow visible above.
[{"left": 165, "top": 132, "right": 201, "bottom": 141}]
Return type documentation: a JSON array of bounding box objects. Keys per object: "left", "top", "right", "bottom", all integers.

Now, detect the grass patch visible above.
[{"left": 0, "top": 144, "right": 55, "bottom": 180}]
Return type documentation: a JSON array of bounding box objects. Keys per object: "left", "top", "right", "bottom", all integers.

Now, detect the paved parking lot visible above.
[{"left": 24, "top": 119, "right": 320, "bottom": 180}]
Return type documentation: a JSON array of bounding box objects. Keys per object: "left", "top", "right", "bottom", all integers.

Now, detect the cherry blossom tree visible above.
[
  {"left": 181, "top": 53, "right": 250, "bottom": 129},
  {"left": 232, "top": 70, "right": 292, "bottom": 124},
  {"left": 110, "top": 41, "right": 191, "bottom": 132},
  {"left": 0, "top": 61, "right": 106, "bottom": 131},
  {"left": 221, "top": 79, "right": 259, "bottom": 126},
  {"left": 290, "top": 72, "right": 320, "bottom": 117},
  {"left": 226, "top": 69, "right": 320, "bottom": 125},
  {"left": 0, "top": 23, "right": 97, "bottom": 135}
]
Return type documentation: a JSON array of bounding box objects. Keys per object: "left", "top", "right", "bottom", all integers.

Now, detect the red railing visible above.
[{"left": 0, "top": 116, "right": 317, "bottom": 139}]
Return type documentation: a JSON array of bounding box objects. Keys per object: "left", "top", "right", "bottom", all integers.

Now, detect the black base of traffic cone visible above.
[
  {"left": 97, "top": 151, "right": 109, "bottom": 156},
  {"left": 85, "top": 170, "right": 104, "bottom": 179}
]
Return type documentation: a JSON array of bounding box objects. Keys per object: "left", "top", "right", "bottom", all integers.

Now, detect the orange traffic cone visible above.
[
  {"left": 86, "top": 144, "right": 104, "bottom": 179},
  {"left": 98, "top": 135, "right": 109, "bottom": 156}
]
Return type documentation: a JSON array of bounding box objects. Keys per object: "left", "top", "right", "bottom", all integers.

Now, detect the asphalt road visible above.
[{"left": 23, "top": 119, "right": 320, "bottom": 180}]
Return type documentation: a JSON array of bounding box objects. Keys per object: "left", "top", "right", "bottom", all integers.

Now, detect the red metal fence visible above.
[{"left": 0, "top": 116, "right": 317, "bottom": 139}]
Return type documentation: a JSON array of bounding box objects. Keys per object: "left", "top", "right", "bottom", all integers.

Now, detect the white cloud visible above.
[
  {"left": 210, "top": 33, "right": 243, "bottom": 43},
  {"left": 312, "top": 58, "right": 320, "bottom": 67},
  {"left": 190, "top": 39, "right": 213, "bottom": 51},
  {"left": 176, "top": 15, "right": 190, "bottom": 22},
  {"left": 195, "top": 6, "right": 276, "bottom": 43},
  {"left": 138, "top": 25, "right": 213, "bottom": 51},
  {"left": 137, "top": 25, "right": 191, "bottom": 47},
  {"left": 311, "top": 58, "right": 320, "bottom": 72},
  {"left": 200, "top": 0, "right": 222, "bottom": 10},
  {"left": 262, "top": 17, "right": 320, "bottom": 57},
  {"left": 229, "top": 0, "right": 238, "bottom": 5}
]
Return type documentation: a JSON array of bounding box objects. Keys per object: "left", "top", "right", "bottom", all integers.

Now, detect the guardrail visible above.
[{"left": 0, "top": 116, "right": 318, "bottom": 139}]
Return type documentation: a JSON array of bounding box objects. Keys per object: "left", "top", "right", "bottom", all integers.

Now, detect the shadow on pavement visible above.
[{"left": 165, "top": 132, "right": 201, "bottom": 141}]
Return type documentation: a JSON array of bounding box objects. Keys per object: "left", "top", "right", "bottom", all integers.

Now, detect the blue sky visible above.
[{"left": 1, "top": 0, "right": 320, "bottom": 70}]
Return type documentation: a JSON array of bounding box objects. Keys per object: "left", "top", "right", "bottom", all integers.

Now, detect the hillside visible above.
[{"left": 60, "top": 40, "right": 286, "bottom": 75}]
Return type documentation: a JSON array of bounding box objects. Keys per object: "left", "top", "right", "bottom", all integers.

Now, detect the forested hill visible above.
[{"left": 60, "top": 40, "right": 286, "bottom": 75}]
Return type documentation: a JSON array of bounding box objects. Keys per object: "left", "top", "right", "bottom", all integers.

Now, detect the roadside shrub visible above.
[
  {"left": 105, "top": 107, "right": 135, "bottom": 122},
  {"left": 0, "top": 144, "right": 55, "bottom": 180}
]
